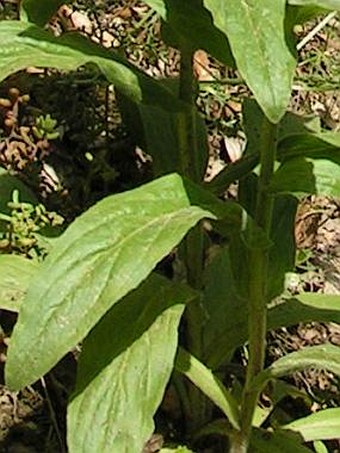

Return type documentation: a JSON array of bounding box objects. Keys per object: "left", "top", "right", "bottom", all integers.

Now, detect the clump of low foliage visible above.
[{"left": 0, "top": 1, "right": 340, "bottom": 452}]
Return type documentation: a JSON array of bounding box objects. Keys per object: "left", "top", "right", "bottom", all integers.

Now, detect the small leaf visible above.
[
  {"left": 250, "top": 428, "right": 312, "bottom": 452},
  {"left": 6, "top": 174, "right": 215, "bottom": 390},
  {"left": 144, "top": 0, "right": 234, "bottom": 66},
  {"left": 270, "top": 158, "right": 340, "bottom": 197},
  {"left": 252, "top": 344, "right": 340, "bottom": 393},
  {"left": 68, "top": 274, "right": 190, "bottom": 452},
  {"left": 283, "top": 408, "right": 340, "bottom": 442},
  {"left": 20, "top": 0, "right": 67, "bottom": 25},
  {"left": 0, "top": 255, "right": 38, "bottom": 312},
  {"left": 175, "top": 347, "right": 240, "bottom": 430},
  {"left": 204, "top": 0, "right": 296, "bottom": 122},
  {"left": 288, "top": 0, "right": 340, "bottom": 9},
  {"left": 277, "top": 131, "right": 340, "bottom": 165},
  {"left": 0, "top": 168, "right": 37, "bottom": 216}
]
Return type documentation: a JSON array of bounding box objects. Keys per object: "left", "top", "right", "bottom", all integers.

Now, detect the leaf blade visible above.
[
  {"left": 67, "top": 274, "right": 190, "bottom": 452},
  {"left": 175, "top": 347, "right": 240, "bottom": 429},
  {"left": 283, "top": 408, "right": 340, "bottom": 442},
  {"left": 252, "top": 344, "right": 340, "bottom": 392},
  {"left": 204, "top": 0, "right": 295, "bottom": 122},
  {"left": 0, "top": 21, "right": 180, "bottom": 111},
  {"left": 6, "top": 174, "right": 214, "bottom": 390},
  {"left": 0, "top": 255, "right": 38, "bottom": 312}
]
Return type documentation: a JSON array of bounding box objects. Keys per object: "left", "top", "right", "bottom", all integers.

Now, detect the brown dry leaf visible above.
[
  {"left": 194, "top": 50, "right": 213, "bottom": 81},
  {"left": 58, "top": 5, "right": 93, "bottom": 34}
]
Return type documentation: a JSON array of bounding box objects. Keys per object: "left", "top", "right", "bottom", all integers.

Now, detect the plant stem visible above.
[
  {"left": 231, "top": 118, "right": 277, "bottom": 452},
  {"left": 178, "top": 48, "right": 207, "bottom": 432}
]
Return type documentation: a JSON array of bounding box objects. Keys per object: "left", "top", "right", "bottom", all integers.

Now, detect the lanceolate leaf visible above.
[
  {"left": 68, "top": 274, "right": 190, "bottom": 453},
  {"left": 0, "top": 21, "right": 181, "bottom": 112},
  {"left": 288, "top": 0, "right": 340, "bottom": 9},
  {"left": 252, "top": 344, "right": 340, "bottom": 393},
  {"left": 6, "top": 174, "right": 215, "bottom": 390},
  {"left": 0, "top": 255, "right": 38, "bottom": 312},
  {"left": 203, "top": 0, "right": 296, "bottom": 123},
  {"left": 283, "top": 408, "right": 340, "bottom": 442},
  {"left": 20, "top": 0, "right": 68, "bottom": 25},
  {"left": 175, "top": 348, "right": 240, "bottom": 430}
]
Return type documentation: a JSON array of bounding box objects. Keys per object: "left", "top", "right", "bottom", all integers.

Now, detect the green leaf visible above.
[
  {"left": 269, "top": 294, "right": 340, "bottom": 331},
  {"left": 5, "top": 174, "right": 215, "bottom": 390},
  {"left": 204, "top": 0, "right": 296, "bottom": 122},
  {"left": 283, "top": 408, "right": 340, "bottom": 442},
  {"left": 0, "top": 168, "right": 37, "bottom": 216},
  {"left": 175, "top": 347, "right": 240, "bottom": 430},
  {"left": 205, "top": 154, "right": 259, "bottom": 195},
  {"left": 202, "top": 245, "right": 248, "bottom": 366},
  {"left": 160, "top": 447, "right": 194, "bottom": 453},
  {"left": 0, "top": 21, "right": 181, "bottom": 112},
  {"left": 268, "top": 195, "right": 298, "bottom": 300},
  {"left": 288, "top": 0, "right": 340, "bottom": 9},
  {"left": 20, "top": 0, "right": 67, "bottom": 25},
  {"left": 207, "top": 289, "right": 340, "bottom": 370},
  {"left": 0, "top": 255, "right": 38, "bottom": 312},
  {"left": 252, "top": 344, "right": 340, "bottom": 393},
  {"left": 250, "top": 428, "right": 312, "bottom": 452},
  {"left": 119, "top": 92, "right": 208, "bottom": 179},
  {"left": 68, "top": 274, "right": 189, "bottom": 453},
  {"left": 277, "top": 132, "right": 340, "bottom": 165},
  {"left": 313, "top": 440, "right": 328, "bottom": 453},
  {"left": 144, "top": 0, "right": 234, "bottom": 66},
  {"left": 270, "top": 158, "right": 340, "bottom": 197}
]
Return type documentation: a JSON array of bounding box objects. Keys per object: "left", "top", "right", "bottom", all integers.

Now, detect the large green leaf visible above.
[
  {"left": 175, "top": 348, "right": 240, "bottom": 430},
  {"left": 252, "top": 344, "right": 340, "bottom": 393},
  {"left": 0, "top": 21, "right": 181, "bottom": 112},
  {"left": 143, "top": 0, "right": 234, "bottom": 66},
  {"left": 5, "top": 174, "right": 215, "bottom": 390},
  {"left": 283, "top": 408, "right": 340, "bottom": 441},
  {"left": 0, "top": 255, "right": 38, "bottom": 312},
  {"left": 203, "top": 0, "right": 296, "bottom": 123},
  {"left": 288, "top": 0, "right": 340, "bottom": 9},
  {"left": 270, "top": 158, "right": 340, "bottom": 197},
  {"left": 20, "top": 0, "right": 68, "bottom": 25},
  {"left": 68, "top": 274, "right": 189, "bottom": 453}
]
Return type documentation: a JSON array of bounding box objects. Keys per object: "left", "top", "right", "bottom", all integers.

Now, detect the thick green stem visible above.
[{"left": 230, "top": 118, "right": 277, "bottom": 452}]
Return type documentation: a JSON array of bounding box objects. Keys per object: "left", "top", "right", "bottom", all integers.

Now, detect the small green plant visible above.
[
  {"left": 0, "top": 189, "right": 63, "bottom": 258},
  {"left": 32, "top": 113, "right": 60, "bottom": 140},
  {"left": 0, "top": 1, "right": 340, "bottom": 452}
]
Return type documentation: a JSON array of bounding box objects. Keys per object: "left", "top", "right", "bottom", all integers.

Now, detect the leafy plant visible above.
[{"left": 1, "top": 1, "right": 340, "bottom": 452}]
